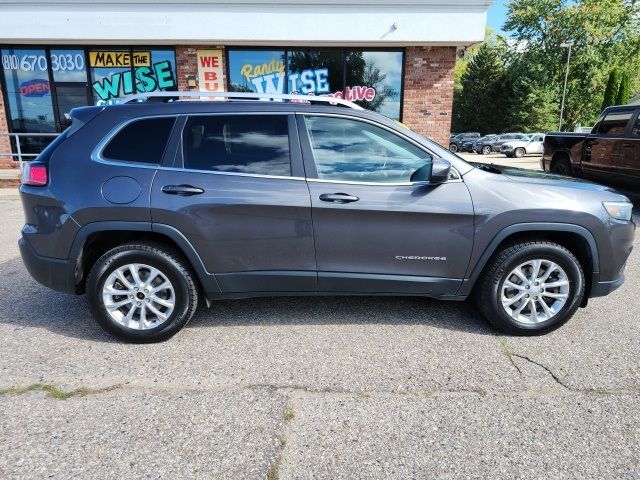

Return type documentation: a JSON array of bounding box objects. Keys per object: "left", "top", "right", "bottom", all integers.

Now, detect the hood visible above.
[{"left": 470, "top": 162, "right": 618, "bottom": 193}]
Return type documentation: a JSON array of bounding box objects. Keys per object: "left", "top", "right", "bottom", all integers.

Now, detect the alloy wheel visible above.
[
  {"left": 500, "top": 259, "right": 569, "bottom": 324},
  {"left": 102, "top": 263, "right": 175, "bottom": 330}
]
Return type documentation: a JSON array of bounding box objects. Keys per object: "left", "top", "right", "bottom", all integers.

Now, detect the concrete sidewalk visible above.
[{"left": 0, "top": 168, "right": 20, "bottom": 181}]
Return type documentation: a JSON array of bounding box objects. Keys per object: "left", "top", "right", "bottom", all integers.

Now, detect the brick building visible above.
[{"left": 0, "top": 0, "right": 490, "bottom": 168}]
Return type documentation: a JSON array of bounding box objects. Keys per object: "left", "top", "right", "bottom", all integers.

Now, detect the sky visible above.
[{"left": 486, "top": 0, "right": 509, "bottom": 35}]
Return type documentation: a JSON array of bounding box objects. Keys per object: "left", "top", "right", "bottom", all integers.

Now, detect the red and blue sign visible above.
[{"left": 19, "top": 79, "right": 51, "bottom": 97}]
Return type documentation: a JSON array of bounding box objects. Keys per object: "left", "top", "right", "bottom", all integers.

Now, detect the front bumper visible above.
[
  {"left": 19, "top": 236, "right": 78, "bottom": 294},
  {"left": 590, "top": 273, "right": 625, "bottom": 298},
  {"left": 500, "top": 147, "right": 514, "bottom": 155}
]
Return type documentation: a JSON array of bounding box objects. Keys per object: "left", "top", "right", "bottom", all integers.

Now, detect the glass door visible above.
[{"left": 53, "top": 83, "right": 91, "bottom": 129}]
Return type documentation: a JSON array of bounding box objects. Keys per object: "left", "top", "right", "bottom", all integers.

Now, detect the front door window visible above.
[{"left": 303, "top": 115, "right": 431, "bottom": 183}]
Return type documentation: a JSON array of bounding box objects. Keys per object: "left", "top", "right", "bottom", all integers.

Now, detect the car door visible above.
[
  {"left": 150, "top": 113, "right": 317, "bottom": 293},
  {"left": 297, "top": 113, "right": 475, "bottom": 296},
  {"left": 583, "top": 108, "right": 634, "bottom": 186},
  {"left": 617, "top": 109, "right": 640, "bottom": 190},
  {"left": 529, "top": 135, "right": 544, "bottom": 154}
]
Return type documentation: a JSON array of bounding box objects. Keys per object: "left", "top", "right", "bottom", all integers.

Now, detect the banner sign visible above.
[
  {"left": 197, "top": 49, "right": 225, "bottom": 93},
  {"left": 89, "top": 51, "right": 151, "bottom": 68}
]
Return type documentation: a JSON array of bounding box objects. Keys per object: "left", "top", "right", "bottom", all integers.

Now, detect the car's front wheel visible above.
[
  {"left": 86, "top": 242, "right": 199, "bottom": 342},
  {"left": 476, "top": 241, "right": 584, "bottom": 335},
  {"left": 482, "top": 146, "right": 492, "bottom": 155},
  {"left": 449, "top": 144, "right": 458, "bottom": 153},
  {"left": 514, "top": 147, "right": 525, "bottom": 158}
]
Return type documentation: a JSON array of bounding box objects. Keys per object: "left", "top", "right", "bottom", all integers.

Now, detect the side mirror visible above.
[
  {"left": 410, "top": 162, "right": 432, "bottom": 183},
  {"left": 410, "top": 158, "right": 452, "bottom": 184},
  {"left": 430, "top": 158, "right": 452, "bottom": 183}
]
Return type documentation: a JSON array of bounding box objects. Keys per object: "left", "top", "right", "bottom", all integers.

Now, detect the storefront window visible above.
[
  {"left": 1, "top": 48, "right": 56, "bottom": 133},
  {"left": 51, "top": 49, "right": 87, "bottom": 83},
  {"left": 346, "top": 50, "right": 403, "bottom": 119},
  {"left": 1, "top": 48, "right": 56, "bottom": 154},
  {"left": 227, "top": 48, "right": 403, "bottom": 120},
  {"left": 228, "top": 50, "right": 286, "bottom": 93},
  {"left": 286, "top": 49, "right": 342, "bottom": 95}
]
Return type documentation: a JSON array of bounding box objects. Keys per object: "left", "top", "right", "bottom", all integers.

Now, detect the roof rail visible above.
[{"left": 118, "top": 91, "right": 365, "bottom": 110}]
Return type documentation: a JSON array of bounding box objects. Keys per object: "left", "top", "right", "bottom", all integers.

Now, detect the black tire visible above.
[
  {"left": 482, "top": 145, "right": 492, "bottom": 155},
  {"left": 550, "top": 157, "right": 573, "bottom": 176},
  {"left": 475, "top": 241, "right": 585, "bottom": 335},
  {"left": 449, "top": 144, "right": 458, "bottom": 153},
  {"left": 514, "top": 147, "right": 525, "bottom": 158},
  {"left": 86, "top": 242, "right": 199, "bottom": 343}
]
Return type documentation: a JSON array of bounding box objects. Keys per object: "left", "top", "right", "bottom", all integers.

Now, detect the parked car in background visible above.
[
  {"left": 472, "top": 135, "right": 499, "bottom": 154},
  {"left": 501, "top": 133, "right": 545, "bottom": 158},
  {"left": 487, "top": 133, "right": 525, "bottom": 152},
  {"left": 449, "top": 132, "right": 480, "bottom": 152},
  {"left": 543, "top": 105, "right": 640, "bottom": 193}
]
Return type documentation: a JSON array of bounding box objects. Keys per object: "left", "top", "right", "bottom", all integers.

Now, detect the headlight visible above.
[{"left": 603, "top": 201, "right": 633, "bottom": 221}]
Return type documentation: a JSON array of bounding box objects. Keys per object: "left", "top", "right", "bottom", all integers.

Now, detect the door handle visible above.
[
  {"left": 161, "top": 184, "right": 205, "bottom": 196},
  {"left": 319, "top": 193, "right": 359, "bottom": 204}
]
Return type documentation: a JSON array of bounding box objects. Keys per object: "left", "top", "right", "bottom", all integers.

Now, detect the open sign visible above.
[{"left": 19, "top": 79, "right": 51, "bottom": 97}]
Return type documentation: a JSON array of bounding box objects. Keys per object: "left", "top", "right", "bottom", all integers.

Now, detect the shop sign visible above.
[
  {"left": 89, "top": 51, "right": 151, "bottom": 68},
  {"left": 197, "top": 50, "right": 225, "bottom": 93},
  {"left": 19, "top": 79, "right": 51, "bottom": 97},
  {"left": 239, "top": 57, "right": 377, "bottom": 103},
  {"left": 92, "top": 61, "right": 176, "bottom": 102}
]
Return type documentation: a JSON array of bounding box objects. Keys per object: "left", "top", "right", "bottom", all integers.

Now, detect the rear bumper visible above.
[{"left": 19, "top": 236, "right": 77, "bottom": 294}]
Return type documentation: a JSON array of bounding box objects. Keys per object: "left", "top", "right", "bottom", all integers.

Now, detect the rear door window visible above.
[
  {"left": 182, "top": 115, "right": 291, "bottom": 176},
  {"left": 102, "top": 117, "right": 176, "bottom": 164},
  {"left": 598, "top": 110, "right": 633, "bottom": 136}
]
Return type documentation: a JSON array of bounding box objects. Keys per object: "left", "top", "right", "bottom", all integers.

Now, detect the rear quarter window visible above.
[{"left": 102, "top": 117, "right": 176, "bottom": 164}]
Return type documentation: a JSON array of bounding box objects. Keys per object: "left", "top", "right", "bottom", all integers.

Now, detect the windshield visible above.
[{"left": 520, "top": 135, "right": 532, "bottom": 141}]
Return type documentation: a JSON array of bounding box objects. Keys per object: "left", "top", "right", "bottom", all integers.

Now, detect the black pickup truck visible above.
[{"left": 543, "top": 105, "right": 640, "bottom": 193}]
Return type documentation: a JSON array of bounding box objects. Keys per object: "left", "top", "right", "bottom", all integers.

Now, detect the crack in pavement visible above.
[
  {"left": 497, "top": 338, "right": 571, "bottom": 390},
  {"left": 266, "top": 396, "right": 297, "bottom": 480},
  {"left": 1, "top": 381, "right": 637, "bottom": 401},
  {"left": 0, "top": 383, "right": 122, "bottom": 400}
]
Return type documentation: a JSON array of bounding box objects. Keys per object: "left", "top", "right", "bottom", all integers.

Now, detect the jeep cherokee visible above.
[{"left": 18, "top": 93, "right": 635, "bottom": 342}]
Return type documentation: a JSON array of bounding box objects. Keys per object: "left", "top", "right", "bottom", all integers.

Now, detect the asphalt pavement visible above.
[{"left": 0, "top": 186, "right": 638, "bottom": 479}]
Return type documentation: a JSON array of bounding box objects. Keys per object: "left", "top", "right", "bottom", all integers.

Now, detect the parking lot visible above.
[
  {"left": 0, "top": 185, "right": 638, "bottom": 479},
  {"left": 457, "top": 151, "right": 543, "bottom": 171}
]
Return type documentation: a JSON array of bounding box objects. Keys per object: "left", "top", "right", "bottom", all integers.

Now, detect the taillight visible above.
[{"left": 22, "top": 163, "right": 48, "bottom": 186}]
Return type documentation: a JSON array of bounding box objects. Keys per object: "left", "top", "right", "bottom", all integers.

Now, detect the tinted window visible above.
[
  {"left": 182, "top": 115, "right": 291, "bottom": 176},
  {"left": 632, "top": 114, "right": 640, "bottom": 137},
  {"left": 304, "top": 116, "right": 430, "bottom": 183},
  {"left": 598, "top": 111, "right": 633, "bottom": 135},
  {"left": 102, "top": 117, "right": 175, "bottom": 164}
]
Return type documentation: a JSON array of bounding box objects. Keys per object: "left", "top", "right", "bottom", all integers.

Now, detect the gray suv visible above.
[{"left": 18, "top": 93, "right": 635, "bottom": 342}]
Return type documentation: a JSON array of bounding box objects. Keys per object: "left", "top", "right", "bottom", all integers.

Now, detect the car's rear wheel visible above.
[
  {"left": 550, "top": 157, "right": 573, "bottom": 176},
  {"left": 514, "top": 147, "right": 525, "bottom": 158},
  {"left": 86, "top": 242, "right": 199, "bottom": 342},
  {"left": 482, "top": 145, "right": 492, "bottom": 155},
  {"left": 449, "top": 144, "right": 458, "bottom": 153},
  {"left": 476, "top": 241, "right": 584, "bottom": 335}
]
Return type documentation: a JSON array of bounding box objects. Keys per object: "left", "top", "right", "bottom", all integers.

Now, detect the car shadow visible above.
[{"left": 0, "top": 258, "right": 495, "bottom": 342}]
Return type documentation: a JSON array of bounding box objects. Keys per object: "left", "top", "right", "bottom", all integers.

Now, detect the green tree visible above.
[
  {"left": 602, "top": 69, "right": 621, "bottom": 110},
  {"left": 452, "top": 43, "right": 506, "bottom": 134},
  {"left": 615, "top": 71, "right": 631, "bottom": 104},
  {"left": 504, "top": 0, "right": 640, "bottom": 129}
]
